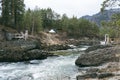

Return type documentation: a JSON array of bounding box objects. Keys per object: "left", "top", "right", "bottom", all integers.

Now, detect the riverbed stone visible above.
[
  {"left": 76, "top": 73, "right": 97, "bottom": 80},
  {"left": 42, "top": 44, "right": 72, "bottom": 51},
  {"left": 98, "top": 73, "right": 114, "bottom": 79},
  {"left": 0, "top": 49, "right": 49, "bottom": 62},
  {"left": 85, "top": 44, "right": 112, "bottom": 53},
  {"left": 0, "top": 39, "right": 50, "bottom": 62},
  {"left": 65, "top": 39, "right": 100, "bottom": 46},
  {"left": 75, "top": 46, "right": 119, "bottom": 67},
  {"left": 76, "top": 72, "right": 114, "bottom": 80},
  {"left": 26, "top": 49, "right": 48, "bottom": 59}
]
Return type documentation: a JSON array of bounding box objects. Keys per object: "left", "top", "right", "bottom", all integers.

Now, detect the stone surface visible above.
[
  {"left": 76, "top": 45, "right": 120, "bottom": 80},
  {"left": 85, "top": 44, "right": 112, "bottom": 53},
  {"left": 76, "top": 72, "right": 114, "bottom": 80},
  {"left": 42, "top": 44, "right": 72, "bottom": 51},
  {"left": 76, "top": 73, "right": 97, "bottom": 80},
  {"left": 98, "top": 73, "right": 114, "bottom": 79},
  {"left": 0, "top": 40, "right": 49, "bottom": 62},
  {"left": 76, "top": 62, "right": 120, "bottom": 80},
  {"left": 0, "top": 49, "right": 49, "bottom": 62},
  {"left": 75, "top": 45, "right": 120, "bottom": 67}
]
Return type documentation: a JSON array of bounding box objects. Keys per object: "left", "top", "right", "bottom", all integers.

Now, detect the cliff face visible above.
[{"left": 81, "top": 8, "right": 120, "bottom": 26}]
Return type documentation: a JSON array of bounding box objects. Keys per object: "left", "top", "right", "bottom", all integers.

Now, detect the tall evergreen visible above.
[
  {"left": 1, "top": 0, "right": 11, "bottom": 26},
  {"left": 12, "top": 0, "right": 25, "bottom": 30},
  {"left": 0, "top": 0, "right": 25, "bottom": 30}
]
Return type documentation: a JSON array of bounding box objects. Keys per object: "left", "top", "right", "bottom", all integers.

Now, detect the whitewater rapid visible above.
[{"left": 0, "top": 46, "right": 88, "bottom": 80}]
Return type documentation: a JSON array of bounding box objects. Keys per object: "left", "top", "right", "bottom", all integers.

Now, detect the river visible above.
[{"left": 0, "top": 46, "right": 88, "bottom": 80}]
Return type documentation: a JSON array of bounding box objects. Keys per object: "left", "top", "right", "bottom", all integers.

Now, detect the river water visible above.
[{"left": 0, "top": 46, "right": 88, "bottom": 80}]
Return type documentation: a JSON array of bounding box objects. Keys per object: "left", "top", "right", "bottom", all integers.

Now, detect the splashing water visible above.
[{"left": 0, "top": 46, "right": 88, "bottom": 80}]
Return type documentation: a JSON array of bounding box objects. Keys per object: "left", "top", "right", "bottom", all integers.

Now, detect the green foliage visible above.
[
  {"left": 61, "top": 16, "right": 99, "bottom": 38},
  {"left": 23, "top": 8, "right": 43, "bottom": 34},
  {"left": 67, "top": 16, "right": 79, "bottom": 37},
  {"left": 22, "top": 7, "right": 100, "bottom": 38},
  {"left": 61, "top": 14, "right": 69, "bottom": 31},
  {"left": 100, "top": 0, "right": 120, "bottom": 38},
  {"left": 22, "top": 8, "right": 32, "bottom": 31},
  {"left": 40, "top": 8, "right": 61, "bottom": 30},
  {"left": 33, "top": 8, "right": 43, "bottom": 33},
  {"left": 0, "top": 0, "right": 25, "bottom": 30},
  {"left": 0, "top": 1, "right": 100, "bottom": 38},
  {"left": 101, "top": 0, "right": 120, "bottom": 11},
  {"left": 22, "top": 8, "right": 61, "bottom": 34},
  {"left": 100, "top": 21, "right": 116, "bottom": 38},
  {"left": 77, "top": 19, "right": 99, "bottom": 38},
  {"left": 100, "top": 13, "right": 120, "bottom": 38},
  {"left": 112, "top": 13, "right": 120, "bottom": 37}
]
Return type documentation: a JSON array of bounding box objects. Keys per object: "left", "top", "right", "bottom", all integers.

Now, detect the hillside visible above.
[
  {"left": 37, "top": 32, "right": 66, "bottom": 45},
  {"left": 0, "top": 25, "right": 67, "bottom": 45},
  {"left": 81, "top": 8, "right": 120, "bottom": 26}
]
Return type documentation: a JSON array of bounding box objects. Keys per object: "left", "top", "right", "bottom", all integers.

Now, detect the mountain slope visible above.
[{"left": 81, "top": 8, "right": 120, "bottom": 26}]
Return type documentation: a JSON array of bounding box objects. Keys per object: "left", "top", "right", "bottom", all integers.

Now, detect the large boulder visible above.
[
  {"left": 75, "top": 46, "right": 119, "bottom": 67},
  {"left": 0, "top": 40, "right": 49, "bottom": 62},
  {"left": 0, "top": 40, "right": 39, "bottom": 51},
  {"left": 25, "top": 49, "right": 48, "bottom": 60},
  {"left": 0, "top": 49, "right": 49, "bottom": 62}
]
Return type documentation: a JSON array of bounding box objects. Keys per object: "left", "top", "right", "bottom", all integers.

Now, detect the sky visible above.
[{"left": 24, "top": 0, "right": 105, "bottom": 18}]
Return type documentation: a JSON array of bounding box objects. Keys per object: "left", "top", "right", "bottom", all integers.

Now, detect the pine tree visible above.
[
  {"left": 1, "top": 0, "right": 11, "bottom": 26},
  {"left": 0, "top": 0, "right": 25, "bottom": 30},
  {"left": 12, "top": 0, "right": 25, "bottom": 30}
]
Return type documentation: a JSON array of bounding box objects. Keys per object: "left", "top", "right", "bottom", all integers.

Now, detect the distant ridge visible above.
[{"left": 81, "top": 8, "right": 120, "bottom": 26}]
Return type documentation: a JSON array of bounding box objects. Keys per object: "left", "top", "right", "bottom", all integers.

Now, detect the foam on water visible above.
[{"left": 0, "top": 46, "right": 88, "bottom": 80}]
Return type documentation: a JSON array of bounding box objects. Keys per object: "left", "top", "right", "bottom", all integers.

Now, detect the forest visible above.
[{"left": 0, "top": 0, "right": 120, "bottom": 39}]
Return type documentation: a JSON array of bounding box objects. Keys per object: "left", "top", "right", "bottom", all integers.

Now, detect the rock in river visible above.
[
  {"left": 0, "top": 40, "right": 49, "bottom": 62},
  {"left": 75, "top": 46, "right": 119, "bottom": 67},
  {"left": 76, "top": 72, "right": 114, "bottom": 80},
  {"left": 85, "top": 44, "right": 112, "bottom": 53}
]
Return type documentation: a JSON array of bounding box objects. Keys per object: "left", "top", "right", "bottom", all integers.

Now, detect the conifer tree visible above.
[
  {"left": 0, "top": 0, "right": 25, "bottom": 30},
  {"left": 1, "top": 0, "right": 11, "bottom": 26}
]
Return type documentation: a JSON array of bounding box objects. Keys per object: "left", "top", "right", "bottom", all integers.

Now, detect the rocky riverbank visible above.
[
  {"left": 75, "top": 44, "right": 120, "bottom": 80},
  {"left": 0, "top": 40, "right": 49, "bottom": 62},
  {"left": 0, "top": 26, "right": 100, "bottom": 62},
  {"left": 0, "top": 38, "right": 75, "bottom": 62}
]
